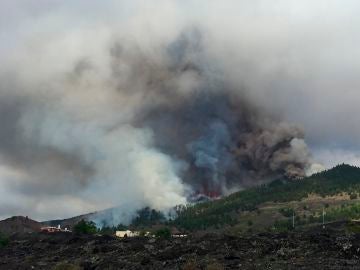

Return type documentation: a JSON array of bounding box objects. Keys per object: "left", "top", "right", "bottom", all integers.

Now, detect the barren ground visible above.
[{"left": 1, "top": 222, "right": 360, "bottom": 270}]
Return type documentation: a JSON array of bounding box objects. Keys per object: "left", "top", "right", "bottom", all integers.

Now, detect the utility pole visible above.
[
  {"left": 292, "top": 210, "right": 295, "bottom": 229},
  {"left": 322, "top": 208, "right": 325, "bottom": 229}
]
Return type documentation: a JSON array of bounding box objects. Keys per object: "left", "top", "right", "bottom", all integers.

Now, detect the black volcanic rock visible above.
[{"left": 0, "top": 222, "right": 360, "bottom": 269}]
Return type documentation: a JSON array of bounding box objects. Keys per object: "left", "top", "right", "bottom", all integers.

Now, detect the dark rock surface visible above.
[{"left": 1, "top": 228, "right": 360, "bottom": 269}]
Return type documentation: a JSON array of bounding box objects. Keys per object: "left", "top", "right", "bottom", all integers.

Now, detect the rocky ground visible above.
[{"left": 1, "top": 224, "right": 360, "bottom": 270}]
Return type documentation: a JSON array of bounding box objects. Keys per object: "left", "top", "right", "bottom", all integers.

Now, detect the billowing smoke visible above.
[
  {"left": 127, "top": 30, "right": 318, "bottom": 197},
  {"left": 1, "top": 0, "right": 344, "bottom": 224}
]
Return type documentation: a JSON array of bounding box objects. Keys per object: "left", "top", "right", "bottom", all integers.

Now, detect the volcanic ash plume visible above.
[
  {"left": 130, "top": 30, "right": 320, "bottom": 198},
  {"left": 0, "top": 27, "right": 322, "bottom": 224}
]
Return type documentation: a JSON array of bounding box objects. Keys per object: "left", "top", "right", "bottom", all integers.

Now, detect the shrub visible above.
[
  {"left": 116, "top": 224, "right": 128, "bottom": 231},
  {"left": 350, "top": 193, "right": 358, "bottom": 200},
  {"left": 139, "top": 230, "right": 149, "bottom": 237},
  {"left": 154, "top": 227, "right": 171, "bottom": 239},
  {"left": 346, "top": 222, "right": 360, "bottom": 233},
  {"left": 279, "top": 207, "right": 293, "bottom": 217},
  {"left": 98, "top": 226, "right": 115, "bottom": 235},
  {"left": 0, "top": 232, "right": 9, "bottom": 248},
  {"left": 308, "top": 215, "right": 316, "bottom": 223},
  {"left": 74, "top": 219, "right": 97, "bottom": 234},
  {"left": 273, "top": 219, "right": 292, "bottom": 232}
]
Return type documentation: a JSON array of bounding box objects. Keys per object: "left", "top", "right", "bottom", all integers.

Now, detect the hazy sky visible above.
[{"left": 0, "top": 0, "right": 360, "bottom": 221}]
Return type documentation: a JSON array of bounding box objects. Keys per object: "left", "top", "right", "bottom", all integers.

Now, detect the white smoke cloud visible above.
[{"left": 0, "top": 8, "right": 191, "bottom": 221}]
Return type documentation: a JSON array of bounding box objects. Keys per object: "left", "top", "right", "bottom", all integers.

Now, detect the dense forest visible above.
[
  {"left": 97, "top": 164, "right": 360, "bottom": 233},
  {"left": 170, "top": 164, "right": 360, "bottom": 230}
]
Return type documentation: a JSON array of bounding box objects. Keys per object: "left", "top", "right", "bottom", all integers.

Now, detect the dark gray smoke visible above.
[{"left": 126, "top": 30, "right": 317, "bottom": 197}]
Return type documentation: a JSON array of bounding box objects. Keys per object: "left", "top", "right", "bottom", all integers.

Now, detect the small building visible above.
[
  {"left": 41, "top": 224, "right": 72, "bottom": 233},
  {"left": 115, "top": 230, "right": 140, "bottom": 238},
  {"left": 171, "top": 227, "right": 187, "bottom": 238}
]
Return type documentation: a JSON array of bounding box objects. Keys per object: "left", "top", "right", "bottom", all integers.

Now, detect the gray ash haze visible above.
[{"left": 0, "top": 0, "right": 359, "bottom": 223}]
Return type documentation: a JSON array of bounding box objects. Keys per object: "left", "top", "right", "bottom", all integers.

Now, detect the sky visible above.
[{"left": 0, "top": 0, "right": 360, "bottom": 221}]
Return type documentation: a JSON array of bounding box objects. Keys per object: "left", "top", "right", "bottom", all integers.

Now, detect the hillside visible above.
[
  {"left": 170, "top": 164, "right": 360, "bottom": 231},
  {"left": 2, "top": 164, "right": 360, "bottom": 269},
  {"left": 0, "top": 216, "right": 41, "bottom": 235},
  {"left": 42, "top": 213, "right": 95, "bottom": 229},
  {"left": 21, "top": 164, "right": 360, "bottom": 235}
]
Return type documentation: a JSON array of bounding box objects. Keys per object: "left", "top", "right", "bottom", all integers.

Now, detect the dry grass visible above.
[{"left": 230, "top": 191, "right": 360, "bottom": 235}]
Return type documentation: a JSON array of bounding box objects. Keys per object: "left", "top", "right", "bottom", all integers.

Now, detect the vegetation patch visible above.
[
  {"left": 346, "top": 221, "right": 360, "bottom": 233},
  {"left": 171, "top": 164, "right": 360, "bottom": 231},
  {"left": 154, "top": 227, "right": 171, "bottom": 239},
  {"left": 0, "top": 231, "right": 9, "bottom": 248},
  {"left": 73, "top": 219, "right": 97, "bottom": 234}
]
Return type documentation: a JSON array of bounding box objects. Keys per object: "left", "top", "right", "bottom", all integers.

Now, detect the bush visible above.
[
  {"left": 116, "top": 224, "right": 128, "bottom": 231},
  {"left": 347, "top": 222, "right": 360, "bottom": 233},
  {"left": 273, "top": 219, "right": 292, "bottom": 232},
  {"left": 350, "top": 193, "right": 358, "bottom": 200},
  {"left": 0, "top": 232, "right": 9, "bottom": 248},
  {"left": 139, "top": 230, "right": 149, "bottom": 237},
  {"left": 74, "top": 219, "right": 97, "bottom": 234},
  {"left": 279, "top": 208, "right": 293, "bottom": 217},
  {"left": 98, "top": 226, "right": 116, "bottom": 235},
  {"left": 154, "top": 227, "right": 171, "bottom": 239}
]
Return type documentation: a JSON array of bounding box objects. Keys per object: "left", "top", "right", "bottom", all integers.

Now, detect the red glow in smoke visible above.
[{"left": 198, "top": 182, "right": 222, "bottom": 198}]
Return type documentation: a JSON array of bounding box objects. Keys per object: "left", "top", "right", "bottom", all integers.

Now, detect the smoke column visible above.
[{"left": 0, "top": 1, "right": 329, "bottom": 224}]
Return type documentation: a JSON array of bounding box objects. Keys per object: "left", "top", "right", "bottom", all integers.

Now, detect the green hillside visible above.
[{"left": 171, "top": 164, "right": 360, "bottom": 231}]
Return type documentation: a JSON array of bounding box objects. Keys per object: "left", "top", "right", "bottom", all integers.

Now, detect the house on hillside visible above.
[
  {"left": 171, "top": 227, "right": 187, "bottom": 238},
  {"left": 41, "top": 224, "right": 71, "bottom": 233},
  {"left": 115, "top": 230, "right": 140, "bottom": 238}
]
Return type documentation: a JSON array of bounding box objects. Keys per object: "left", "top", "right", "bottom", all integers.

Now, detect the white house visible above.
[{"left": 115, "top": 230, "right": 140, "bottom": 238}]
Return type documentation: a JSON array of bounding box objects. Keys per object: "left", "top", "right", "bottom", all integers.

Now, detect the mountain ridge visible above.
[
  {"left": 171, "top": 164, "right": 360, "bottom": 231},
  {"left": 2, "top": 164, "right": 360, "bottom": 234}
]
